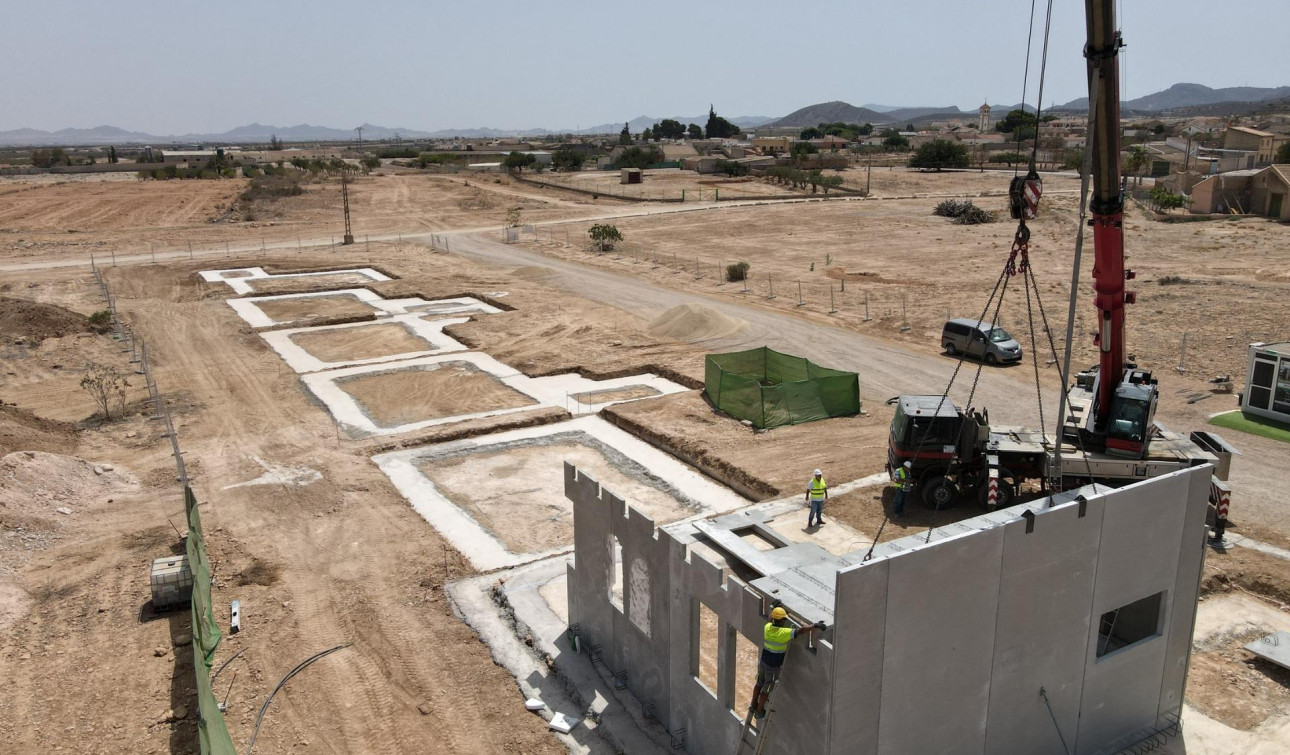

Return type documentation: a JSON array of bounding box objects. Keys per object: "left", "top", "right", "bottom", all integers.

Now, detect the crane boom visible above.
[{"left": 1085, "top": 0, "right": 1128, "bottom": 428}]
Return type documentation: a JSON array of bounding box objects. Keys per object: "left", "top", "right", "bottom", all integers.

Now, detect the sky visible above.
[{"left": 3, "top": 0, "right": 1288, "bottom": 134}]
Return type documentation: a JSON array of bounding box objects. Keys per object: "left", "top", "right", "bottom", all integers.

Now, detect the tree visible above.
[
  {"left": 1063, "top": 147, "right": 1086, "bottom": 175},
  {"left": 1149, "top": 186, "right": 1187, "bottom": 213},
  {"left": 269, "top": 134, "right": 283, "bottom": 150},
  {"left": 502, "top": 151, "right": 537, "bottom": 172},
  {"left": 909, "top": 140, "right": 970, "bottom": 171},
  {"left": 716, "top": 160, "right": 749, "bottom": 177},
  {"left": 80, "top": 362, "right": 127, "bottom": 420},
  {"left": 989, "top": 151, "right": 1027, "bottom": 166},
  {"left": 725, "top": 261, "right": 750, "bottom": 282},
  {"left": 506, "top": 207, "right": 523, "bottom": 227},
  {"left": 619, "top": 123, "right": 632, "bottom": 146},
  {"left": 108, "top": 146, "right": 118, "bottom": 164},
  {"left": 656, "top": 119, "right": 685, "bottom": 139},
  {"left": 360, "top": 154, "right": 381, "bottom": 173},
  {"left": 616, "top": 146, "right": 662, "bottom": 169},
  {"left": 995, "top": 109, "right": 1038, "bottom": 134},
  {"left": 820, "top": 175, "right": 844, "bottom": 194},
  {"left": 800, "top": 127, "right": 823, "bottom": 140},
  {"left": 881, "top": 132, "right": 909, "bottom": 150},
  {"left": 1125, "top": 145, "right": 1150, "bottom": 186},
  {"left": 551, "top": 149, "right": 586, "bottom": 171},
  {"left": 687, "top": 123, "right": 703, "bottom": 140},
  {"left": 588, "top": 224, "right": 622, "bottom": 252},
  {"left": 705, "top": 105, "right": 741, "bottom": 139},
  {"left": 1276, "top": 141, "right": 1290, "bottom": 164},
  {"left": 790, "top": 141, "right": 818, "bottom": 164}
]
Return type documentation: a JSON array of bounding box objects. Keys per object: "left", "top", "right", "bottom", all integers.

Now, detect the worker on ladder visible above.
[{"left": 749, "top": 606, "right": 825, "bottom": 720}]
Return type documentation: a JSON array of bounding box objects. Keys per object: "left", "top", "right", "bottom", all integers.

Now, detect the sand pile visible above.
[
  {"left": 0, "top": 451, "right": 137, "bottom": 518},
  {"left": 0, "top": 405, "right": 76, "bottom": 457},
  {"left": 0, "top": 297, "right": 92, "bottom": 342},
  {"left": 648, "top": 304, "right": 747, "bottom": 343},
  {"left": 508, "top": 266, "right": 554, "bottom": 280}
]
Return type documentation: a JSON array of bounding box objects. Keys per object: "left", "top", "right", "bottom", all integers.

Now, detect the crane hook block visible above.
[{"left": 1009, "top": 171, "right": 1043, "bottom": 220}]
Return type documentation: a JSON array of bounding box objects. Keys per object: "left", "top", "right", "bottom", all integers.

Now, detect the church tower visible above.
[{"left": 979, "top": 102, "right": 992, "bottom": 131}]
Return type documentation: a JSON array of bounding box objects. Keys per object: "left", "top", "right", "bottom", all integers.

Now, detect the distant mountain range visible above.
[
  {"left": 1057, "top": 83, "right": 1290, "bottom": 113},
  {"left": 2, "top": 82, "right": 1286, "bottom": 147}
]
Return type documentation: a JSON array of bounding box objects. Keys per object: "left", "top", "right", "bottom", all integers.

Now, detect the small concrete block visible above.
[
  {"left": 548, "top": 712, "right": 578, "bottom": 734},
  {"left": 524, "top": 697, "right": 545, "bottom": 711},
  {"left": 1245, "top": 631, "right": 1290, "bottom": 670}
]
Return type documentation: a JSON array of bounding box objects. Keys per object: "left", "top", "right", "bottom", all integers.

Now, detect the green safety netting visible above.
[
  {"left": 704, "top": 347, "right": 860, "bottom": 429},
  {"left": 185, "top": 487, "right": 237, "bottom": 755}
]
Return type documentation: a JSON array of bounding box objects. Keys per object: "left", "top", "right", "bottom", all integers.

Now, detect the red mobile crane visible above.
[{"left": 885, "top": 0, "right": 1237, "bottom": 513}]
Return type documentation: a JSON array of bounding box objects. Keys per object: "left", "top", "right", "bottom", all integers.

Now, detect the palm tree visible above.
[{"left": 1126, "top": 145, "right": 1150, "bottom": 186}]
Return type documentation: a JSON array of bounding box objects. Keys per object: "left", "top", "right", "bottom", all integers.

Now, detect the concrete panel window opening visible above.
[
  {"left": 1096, "top": 591, "right": 1166, "bottom": 658},
  {"left": 693, "top": 600, "right": 720, "bottom": 698},
  {"left": 731, "top": 630, "right": 759, "bottom": 715},
  {"left": 608, "top": 535, "right": 624, "bottom": 612}
]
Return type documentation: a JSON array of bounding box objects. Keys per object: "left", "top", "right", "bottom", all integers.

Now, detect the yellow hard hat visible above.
[{"left": 770, "top": 607, "right": 788, "bottom": 620}]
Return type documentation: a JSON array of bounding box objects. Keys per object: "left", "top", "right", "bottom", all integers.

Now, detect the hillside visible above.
[
  {"left": 767, "top": 101, "right": 892, "bottom": 128},
  {"left": 1060, "top": 82, "right": 1290, "bottom": 112}
]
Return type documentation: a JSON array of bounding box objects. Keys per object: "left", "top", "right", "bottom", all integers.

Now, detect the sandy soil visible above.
[
  {"left": 338, "top": 362, "right": 537, "bottom": 428},
  {"left": 288, "top": 321, "right": 434, "bottom": 363},
  {"left": 536, "top": 168, "right": 811, "bottom": 200},
  {"left": 246, "top": 271, "right": 382, "bottom": 294},
  {"left": 252, "top": 292, "right": 378, "bottom": 324},
  {"left": 569, "top": 385, "right": 661, "bottom": 404},
  {"left": 521, "top": 175, "right": 1290, "bottom": 383},
  {"left": 418, "top": 438, "right": 694, "bottom": 554}
]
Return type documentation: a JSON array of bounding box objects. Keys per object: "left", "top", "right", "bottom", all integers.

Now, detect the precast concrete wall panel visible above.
[
  {"left": 828, "top": 560, "right": 890, "bottom": 755},
  {"left": 877, "top": 528, "right": 1005, "bottom": 755},
  {"left": 1155, "top": 469, "right": 1211, "bottom": 727},
  {"left": 1075, "top": 470, "right": 1192, "bottom": 755},
  {"left": 983, "top": 497, "right": 1105, "bottom": 755}
]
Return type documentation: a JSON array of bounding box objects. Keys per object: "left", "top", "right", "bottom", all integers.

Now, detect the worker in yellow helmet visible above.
[
  {"left": 805, "top": 468, "right": 828, "bottom": 528},
  {"left": 749, "top": 604, "right": 825, "bottom": 720}
]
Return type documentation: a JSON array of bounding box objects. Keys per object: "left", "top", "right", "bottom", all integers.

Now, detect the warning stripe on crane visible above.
[{"left": 1023, "top": 179, "right": 1042, "bottom": 219}]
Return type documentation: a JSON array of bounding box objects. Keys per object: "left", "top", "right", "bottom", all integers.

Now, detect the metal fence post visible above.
[
  {"left": 768, "top": 276, "right": 775, "bottom": 299},
  {"left": 797, "top": 280, "right": 804, "bottom": 307},
  {"left": 829, "top": 285, "right": 837, "bottom": 314}
]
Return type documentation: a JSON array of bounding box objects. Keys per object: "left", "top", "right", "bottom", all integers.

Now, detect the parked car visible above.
[{"left": 941, "top": 318, "right": 1022, "bottom": 365}]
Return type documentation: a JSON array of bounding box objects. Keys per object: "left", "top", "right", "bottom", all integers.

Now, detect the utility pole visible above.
[
  {"left": 866, "top": 153, "right": 872, "bottom": 196},
  {"left": 341, "top": 172, "right": 355, "bottom": 245},
  {"left": 354, "top": 126, "right": 364, "bottom": 151}
]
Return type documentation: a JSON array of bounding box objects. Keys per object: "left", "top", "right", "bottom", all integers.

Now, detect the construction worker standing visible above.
[
  {"left": 892, "top": 461, "right": 913, "bottom": 517},
  {"left": 749, "top": 606, "right": 824, "bottom": 720},
  {"left": 805, "top": 469, "right": 828, "bottom": 527}
]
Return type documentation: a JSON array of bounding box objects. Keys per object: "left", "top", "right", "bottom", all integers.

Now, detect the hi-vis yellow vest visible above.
[
  {"left": 808, "top": 477, "right": 827, "bottom": 501},
  {"left": 764, "top": 623, "right": 794, "bottom": 653}
]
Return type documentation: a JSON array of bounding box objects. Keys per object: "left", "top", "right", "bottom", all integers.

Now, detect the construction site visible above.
[{"left": 4, "top": 4, "right": 1290, "bottom": 754}]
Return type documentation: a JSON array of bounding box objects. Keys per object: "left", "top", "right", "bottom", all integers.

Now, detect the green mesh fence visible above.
[
  {"left": 704, "top": 347, "right": 860, "bottom": 429},
  {"left": 185, "top": 487, "right": 237, "bottom": 755}
]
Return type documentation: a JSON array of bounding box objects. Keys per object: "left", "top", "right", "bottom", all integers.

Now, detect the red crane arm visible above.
[{"left": 1085, "top": 0, "right": 1128, "bottom": 426}]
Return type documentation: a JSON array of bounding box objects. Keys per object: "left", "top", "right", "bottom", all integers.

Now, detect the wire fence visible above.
[{"left": 91, "top": 262, "right": 237, "bottom": 755}]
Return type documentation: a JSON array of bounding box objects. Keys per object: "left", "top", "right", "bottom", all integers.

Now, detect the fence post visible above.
[
  {"left": 1176, "top": 333, "right": 1189, "bottom": 374},
  {"left": 150, "top": 243, "right": 156, "bottom": 264},
  {"left": 188, "top": 240, "right": 193, "bottom": 259},
  {"left": 742, "top": 273, "right": 748, "bottom": 293},
  {"left": 797, "top": 280, "right": 804, "bottom": 307},
  {"left": 768, "top": 276, "right": 775, "bottom": 300},
  {"left": 863, "top": 292, "right": 871, "bottom": 321},
  {"left": 225, "top": 242, "right": 230, "bottom": 258},
  {"left": 900, "top": 294, "right": 911, "bottom": 331}
]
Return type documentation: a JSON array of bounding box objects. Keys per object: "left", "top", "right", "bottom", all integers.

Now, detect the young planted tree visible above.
[
  {"left": 80, "top": 362, "right": 127, "bottom": 421},
  {"left": 588, "top": 224, "right": 622, "bottom": 252},
  {"left": 502, "top": 151, "right": 537, "bottom": 173},
  {"left": 506, "top": 207, "right": 524, "bottom": 227}
]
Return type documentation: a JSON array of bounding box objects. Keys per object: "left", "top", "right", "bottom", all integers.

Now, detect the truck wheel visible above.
[
  {"left": 945, "top": 343, "right": 957, "bottom": 356},
  {"left": 976, "top": 478, "right": 1014, "bottom": 509},
  {"left": 985, "top": 353, "right": 998, "bottom": 366},
  {"left": 921, "top": 476, "right": 958, "bottom": 510}
]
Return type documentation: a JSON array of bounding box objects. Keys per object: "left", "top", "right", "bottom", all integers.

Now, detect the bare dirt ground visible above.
[
  {"left": 251, "top": 291, "right": 379, "bottom": 324},
  {"left": 338, "top": 362, "right": 537, "bottom": 428},
  {"left": 535, "top": 168, "right": 812, "bottom": 200},
  {"left": 288, "top": 321, "right": 433, "bottom": 363},
  {"left": 418, "top": 439, "right": 693, "bottom": 554},
  {"left": 0, "top": 169, "right": 1286, "bottom": 754},
  {"left": 245, "top": 271, "right": 381, "bottom": 294},
  {"left": 569, "top": 385, "right": 660, "bottom": 404}
]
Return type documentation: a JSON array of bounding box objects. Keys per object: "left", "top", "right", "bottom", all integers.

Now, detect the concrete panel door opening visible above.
[{"left": 1097, "top": 591, "right": 1166, "bottom": 658}]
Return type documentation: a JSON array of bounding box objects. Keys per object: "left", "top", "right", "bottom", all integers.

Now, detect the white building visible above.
[{"left": 1243, "top": 342, "right": 1290, "bottom": 423}]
